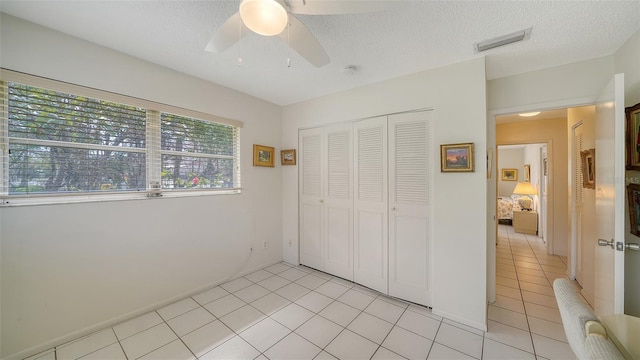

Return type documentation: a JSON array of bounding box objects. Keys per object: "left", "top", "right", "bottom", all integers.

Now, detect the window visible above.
[
  {"left": 1, "top": 70, "right": 242, "bottom": 203},
  {"left": 160, "top": 113, "right": 238, "bottom": 190},
  {"left": 7, "top": 83, "right": 147, "bottom": 194}
]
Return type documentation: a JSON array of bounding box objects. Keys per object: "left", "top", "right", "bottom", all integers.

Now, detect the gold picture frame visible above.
[
  {"left": 501, "top": 168, "right": 518, "bottom": 181},
  {"left": 524, "top": 164, "right": 530, "bottom": 182},
  {"left": 281, "top": 149, "right": 296, "bottom": 165},
  {"left": 627, "top": 183, "right": 640, "bottom": 237},
  {"left": 253, "top": 144, "right": 275, "bottom": 167},
  {"left": 625, "top": 102, "right": 640, "bottom": 170},
  {"left": 440, "top": 143, "right": 474, "bottom": 172},
  {"left": 581, "top": 148, "right": 595, "bottom": 189}
]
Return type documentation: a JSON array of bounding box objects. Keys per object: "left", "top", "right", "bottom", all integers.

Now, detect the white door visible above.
[
  {"left": 299, "top": 128, "right": 324, "bottom": 271},
  {"left": 388, "top": 111, "right": 431, "bottom": 306},
  {"left": 353, "top": 116, "right": 388, "bottom": 293},
  {"left": 594, "top": 73, "right": 625, "bottom": 316},
  {"left": 323, "top": 123, "right": 354, "bottom": 280}
]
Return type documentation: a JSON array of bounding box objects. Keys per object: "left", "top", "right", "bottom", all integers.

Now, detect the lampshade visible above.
[
  {"left": 513, "top": 182, "right": 537, "bottom": 195},
  {"left": 239, "top": 0, "right": 288, "bottom": 36}
]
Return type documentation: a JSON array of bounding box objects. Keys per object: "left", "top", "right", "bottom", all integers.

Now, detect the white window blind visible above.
[
  {"left": 160, "top": 112, "right": 240, "bottom": 190},
  {"left": 6, "top": 82, "right": 147, "bottom": 194},
  {"left": 0, "top": 70, "right": 242, "bottom": 203}
]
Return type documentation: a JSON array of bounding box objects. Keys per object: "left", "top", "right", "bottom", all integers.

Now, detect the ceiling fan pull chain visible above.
[{"left": 287, "top": 22, "right": 291, "bottom": 68}]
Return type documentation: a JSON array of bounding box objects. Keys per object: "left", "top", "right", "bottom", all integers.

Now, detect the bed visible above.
[{"left": 498, "top": 195, "right": 522, "bottom": 223}]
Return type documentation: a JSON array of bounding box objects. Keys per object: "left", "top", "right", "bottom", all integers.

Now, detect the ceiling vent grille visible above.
[{"left": 474, "top": 27, "right": 532, "bottom": 53}]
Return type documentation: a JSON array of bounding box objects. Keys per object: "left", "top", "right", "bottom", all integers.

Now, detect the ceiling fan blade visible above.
[
  {"left": 279, "top": 15, "right": 330, "bottom": 67},
  {"left": 286, "top": 0, "right": 397, "bottom": 15},
  {"left": 205, "top": 12, "right": 247, "bottom": 52}
]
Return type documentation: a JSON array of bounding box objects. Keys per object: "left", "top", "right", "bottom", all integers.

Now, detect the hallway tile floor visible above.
[{"left": 25, "top": 225, "right": 579, "bottom": 360}]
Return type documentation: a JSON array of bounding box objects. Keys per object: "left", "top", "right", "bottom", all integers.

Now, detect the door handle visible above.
[
  {"left": 626, "top": 243, "right": 640, "bottom": 251},
  {"left": 598, "top": 239, "right": 614, "bottom": 249}
]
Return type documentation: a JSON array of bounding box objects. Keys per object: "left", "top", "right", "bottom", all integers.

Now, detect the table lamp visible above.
[{"left": 513, "top": 182, "right": 537, "bottom": 211}]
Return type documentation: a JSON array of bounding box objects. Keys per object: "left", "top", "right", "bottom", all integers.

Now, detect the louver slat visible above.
[
  {"left": 357, "top": 126, "right": 383, "bottom": 201},
  {"left": 394, "top": 120, "right": 428, "bottom": 205},
  {"left": 303, "top": 133, "right": 321, "bottom": 196},
  {"left": 327, "top": 130, "right": 350, "bottom": 199}
]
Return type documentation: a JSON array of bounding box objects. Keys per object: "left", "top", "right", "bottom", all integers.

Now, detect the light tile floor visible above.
[{"left": 26, "top": 225, "right": 581, "bottom": 360}]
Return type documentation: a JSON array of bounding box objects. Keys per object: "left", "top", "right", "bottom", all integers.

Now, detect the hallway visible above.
[{"left": 491, "top": 224, "right": 581, "bottom": 359}]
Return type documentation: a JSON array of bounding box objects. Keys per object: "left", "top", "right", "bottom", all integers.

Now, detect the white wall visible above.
[
  {"left": 488, "top": 56, "right": 614, "bottom": 112},
  {"left": 0, "top": 14, "right": 283, "bottom": 359},
  {"left": 615, "top": 29, "right": 640, "bottom": 107},
  {"left": 497, "top": 146, "right": 524, "bottom": 196},
  {"left": 282, "top": 58, "right": 488, "bottom": 329}
]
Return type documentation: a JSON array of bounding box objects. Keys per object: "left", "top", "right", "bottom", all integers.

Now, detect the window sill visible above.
[{"left": 0, "top": 189, "right": 242, "bottom": 207}]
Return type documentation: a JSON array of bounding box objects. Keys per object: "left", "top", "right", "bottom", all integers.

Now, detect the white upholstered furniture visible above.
[{"left": 553, "top": 278, "right": 625, "bottom": 360}]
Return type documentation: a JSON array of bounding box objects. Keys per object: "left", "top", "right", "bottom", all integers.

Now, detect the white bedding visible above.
[{"left": 498, "top": 196, "right": 521, "bottom": 220}]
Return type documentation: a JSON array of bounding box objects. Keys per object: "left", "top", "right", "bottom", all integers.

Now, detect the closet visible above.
[{"left": 299, "top": 110, "right": 432, "bottom": 306}]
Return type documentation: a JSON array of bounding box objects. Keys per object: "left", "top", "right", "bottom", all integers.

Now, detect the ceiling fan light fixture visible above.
[{"left": 239, "top": 0, "right": 289, "bottom": 36}]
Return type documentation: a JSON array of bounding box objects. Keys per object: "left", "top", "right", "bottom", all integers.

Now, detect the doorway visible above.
[
  {"left": 568, "top": 106, "right": 597, "bottom": 306},
  {"left": 497, "top": 143, "right": 547, "bottom": 240}
]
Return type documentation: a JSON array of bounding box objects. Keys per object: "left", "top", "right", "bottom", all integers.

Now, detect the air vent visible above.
[{"left": 474, "top": 27, "right": 532, "bottom": 53}]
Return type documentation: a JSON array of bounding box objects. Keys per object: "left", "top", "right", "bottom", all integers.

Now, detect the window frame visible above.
[{"left": 0, "top": 69, "right": 243, "bottom": 206}]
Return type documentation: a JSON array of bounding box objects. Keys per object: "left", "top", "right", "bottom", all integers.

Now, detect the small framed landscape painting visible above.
[
  {"left": 281, "top": 149, "right": 296, "bottom": 165},
  {"left": 501, "top": 168, "right": 518, "bottom": 181},
  {"left": 440, "top": 143, "right": 474, "bottom": 172},
  {"left": 253, "top": 144, "right": 275, "bottom": 167}
]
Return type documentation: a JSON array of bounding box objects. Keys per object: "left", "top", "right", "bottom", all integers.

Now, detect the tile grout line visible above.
[
  {"left": 503, "top": 227, "right": 538, "bottom": 358},
  {"left": 112, "top": 327, "right": 129, "bottom": 360},
  {"left": 512, "top": 231, "right": 540, "bottom": 358},
  {"left": 154, "top": 309, "right": 199, "bottom": 360}
]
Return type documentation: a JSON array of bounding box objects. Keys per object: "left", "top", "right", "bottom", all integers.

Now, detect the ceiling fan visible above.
[{"left": 205, "top": 0, "right": 393, "bottom": 67}]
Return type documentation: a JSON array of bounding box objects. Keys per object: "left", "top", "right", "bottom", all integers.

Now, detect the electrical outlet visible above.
[
  {"left": 263, "top": 241, "right": 267, "bottom": 249},
  {"left": 288, "top": 239, "right": 292, "bottom": 247}
]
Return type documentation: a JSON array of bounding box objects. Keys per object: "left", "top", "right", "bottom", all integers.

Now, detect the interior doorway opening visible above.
[{"left": 497, "top": 143, "right": 548, "bottom": 243}]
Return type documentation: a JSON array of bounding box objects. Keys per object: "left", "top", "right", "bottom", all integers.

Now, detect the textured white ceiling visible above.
[{"left": 1, "top": 0, "right": 639, "bottom": 106}]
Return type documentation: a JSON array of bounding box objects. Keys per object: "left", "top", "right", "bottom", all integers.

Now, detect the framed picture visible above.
[
  {"left": 625, "top": 102, "right": 640, "bottom": 170},
  {"left": 581, "top": 148, "right": 595, "bottom": 189},
  {"left": 440, "top": 143, "right": 474, "bottom": 172},
  {"left": 501, "top": 168, "right": 518, "bottom": 181},
  {"left": 628, "top": 183, "right": 640, "bottom": 237},
  {"left": 524, "top": 164, "right": 531, "bottom": 182},
  {"left": 253, "top": 144, "right": 275, "bottom": 167},
  {"left": 281, "top": 149, "right": 296, "bottom": 165},
  {"left": 543, "top": 158, "right": 548, "bottom": 176}
]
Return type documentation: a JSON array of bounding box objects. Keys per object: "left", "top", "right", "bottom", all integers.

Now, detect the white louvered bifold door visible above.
[
  {"left": 353, "top": 117, "right": 388, "bottom": 293},
  {"left": 323, "top": 123, "right": 354, "bottom": 281},
  {"left": 299, "top": 128, "right": 324, "bottom": 271},
  {"left": 388, "top": 111, "right": 432, "bottom": 306}
]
